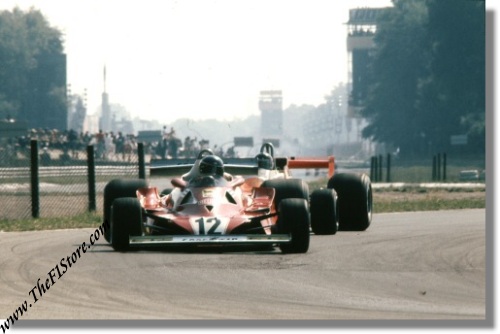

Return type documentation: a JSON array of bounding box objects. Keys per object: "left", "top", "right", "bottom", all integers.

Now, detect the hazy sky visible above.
[{"left": 1, "top": 0, "right": 394, "bottom": 123}]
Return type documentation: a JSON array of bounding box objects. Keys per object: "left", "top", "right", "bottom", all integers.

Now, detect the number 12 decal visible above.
[{"left": 191, "top": 217, "right": 228, "bottom": 235}]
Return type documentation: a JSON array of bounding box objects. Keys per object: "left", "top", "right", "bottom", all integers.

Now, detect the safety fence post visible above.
[
  {"left": 386, "top": 153, "right": 391, "bottom": 183},
  {"left": 30, "top": 139, "right": 40, "bottom": 218},
  {"left": 378, "top": 155, "right": 383, "bottom": 182},
  {"left": 87, "top": 145, "right": 96, "bottom": 212},
  {"left": 138, "top": 142, "right": 146, "bottom": 180},
  {"left": 370, "top": 156, "right": 379, "bottom": 182},
  {"left": 432, "top": 153, "right": 447, "bottom": 182},
  {"left": 437, "top": 153, "right": 441, "bottom": 181},
  {"left": 442, "top": 153, "right": 447, "bottom": 181}
]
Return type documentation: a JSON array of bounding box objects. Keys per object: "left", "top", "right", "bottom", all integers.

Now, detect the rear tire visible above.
[
  {"left": 262, "top": 178, "right": 309, "bottom": 209},
  {"left": 103, "top": 179, "right": 148, "bottom": 242},
  {"left": 310, "top": 188, "right": 338, "bottom": 235},
  {"left": 110, "top": 198, "right": 143, "bottom": 251},
  {"left": 327, "top": 173, "right": 372, "bottom": 231},
  {"left": 277, "top": 198, "right": 310, "bottom": 253}
]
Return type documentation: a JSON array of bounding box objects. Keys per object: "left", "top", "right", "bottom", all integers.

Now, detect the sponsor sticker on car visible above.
[{"left": 172, "top": 235, "right": 247, "bottom": 242}]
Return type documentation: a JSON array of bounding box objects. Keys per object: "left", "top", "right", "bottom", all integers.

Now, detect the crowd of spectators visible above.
[
  {"left": 1, "top": 126, "right": 237, "bottom": 166},
  {"left": 1, "top": 128, "right": 139, "bottom": 164},
  {"left": 146, "top": 126, "right": 236, "bottom": 160}
]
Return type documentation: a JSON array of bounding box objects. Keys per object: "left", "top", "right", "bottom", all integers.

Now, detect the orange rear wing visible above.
[{"left": 287, "top": 156, "right": 335, "bottom": 178}]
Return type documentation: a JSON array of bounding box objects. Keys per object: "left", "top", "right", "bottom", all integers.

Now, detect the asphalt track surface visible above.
[{"left": 0, "top": 209, "right": 485, "bottom": 320}]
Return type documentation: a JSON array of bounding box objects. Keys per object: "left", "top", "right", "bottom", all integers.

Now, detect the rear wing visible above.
[
  {"left": 150, "top": 156, "right": 335, "bottom": 178},
  {"left": 150, "top": 157, "right": 259, "bottom": 177},
  {"left": 286, "top": 156, "right": 335, "bottom": 178}
]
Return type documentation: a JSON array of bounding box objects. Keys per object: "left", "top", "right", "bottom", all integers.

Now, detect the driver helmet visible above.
[
  {"left": 199, "top": 155, "right": 224, "bottom": 177},
  {"left": 255, "top": 152, "right": 274, "bottom": 170}
]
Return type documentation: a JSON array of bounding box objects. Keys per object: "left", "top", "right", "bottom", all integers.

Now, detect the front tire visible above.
[
  {"left": 277, "top": 198, "right": 310, "bottom": 253},
  {"left": 110, "top": 197, "right": 143, "bottom": 251},
  {"left": 103, "top": 179, "right": 148, "bottom": 242},
  {"left": 310, "top": 188, "right": 338, "bottom": 235},
  {"left": 327, "top": 173, "right": 372, "bottom": 231}
]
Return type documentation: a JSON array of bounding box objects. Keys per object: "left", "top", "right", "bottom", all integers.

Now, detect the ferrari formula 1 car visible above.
[{"left": 103, "top": 143, "right": 372, "bottom": 253}]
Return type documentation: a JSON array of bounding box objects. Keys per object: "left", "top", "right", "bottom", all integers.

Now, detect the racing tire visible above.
[
  {"left": 103, "top": 179, "right": 148, "bottom": 242},
  {"left": 262, "top": 178, "right": 309, "bottom": 209},
  {"left": 327, "top": 173, "right": 372, "bottom": 231},
  {"left": 310, "top": 188, "right": 338, "bottom": 235},
  {"left": 110, "top": 197, "right": 143, "bottom": 251},
  {"left": 277, "top": 198, "right": 310, "bottom": 254}
]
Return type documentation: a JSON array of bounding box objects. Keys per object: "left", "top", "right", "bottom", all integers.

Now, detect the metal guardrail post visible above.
[
  {"left": 87, "top": 145, "right": 96, "bottom": 212},
  {"left": 138, "top": 142, "right": 146, "bottom": 180},
  {"left": 30, "top": 139, "right": 40, "bottom": 218}
]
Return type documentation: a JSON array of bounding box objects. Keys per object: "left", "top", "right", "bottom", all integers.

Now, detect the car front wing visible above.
[{"left": 128, "top": 234, "right": 291, "bottom": 247}]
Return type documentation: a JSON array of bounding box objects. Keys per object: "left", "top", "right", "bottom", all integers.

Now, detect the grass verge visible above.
[
  {"left": 0, "top": 212, "right": 101, "bottom": 232},
  {"left": 373, "top": 188, "right": 485, "bottom": 213},
  {"left": 0, "top": 182, "right": 486, "bottom": 233}
]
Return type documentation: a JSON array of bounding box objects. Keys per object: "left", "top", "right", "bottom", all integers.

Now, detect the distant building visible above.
[
  {"left": 302, "top": 85, "right": 354, "bottom": 156},
  {"left": 259, "top": 90, "right": 283, "bottom": 139},
  {"left": 300, "top": 7, "right": 390, "bottom": 157},
  {"left": 344, "top": 7, "right": 390, "bottom": 156},
  {"left": 97, "top": 66, "right": 134, "bottom": 134},
  {"left": 67, "top": 87, "right": 87, "bottom": 133},
  {"left": 110, "top": 104, "right": 134, "bottom": 134},
  {"left": 346, "top": 7, "right": 388, "bottom": 118}
]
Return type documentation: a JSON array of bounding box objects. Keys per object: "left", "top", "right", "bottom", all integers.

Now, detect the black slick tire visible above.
[
  {"left": 110, "top": 197, "right": 143, "bottom": 251},
  {"left": 262, "top": 178, "right": 309, "bottom": 209},
  {"left": 327, "top": 173, "right": 372, "bottom": 231},
  {"left": 103, "top": 179, "right": 148, "bottom": 242},
  {"left": 310, "top": 188, "right": 338, "bottom": 235},
  {"left": 277, "top": 198, "right": 310, "bottom": 254}
]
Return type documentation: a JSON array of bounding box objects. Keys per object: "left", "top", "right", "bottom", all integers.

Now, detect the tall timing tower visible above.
[
  {"left": 259, "top": 90, "right": 283, "bottom": 139},
  {"left": 346, "top": 8, "right": 387, "bottom": 119}
]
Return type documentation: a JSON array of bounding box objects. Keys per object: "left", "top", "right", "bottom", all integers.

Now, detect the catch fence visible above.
[
  {"left": 0, "top": 140, "right": 145, "bottom": 220},
  {"left": 367, "top": 153, "right": 485, "bottom": 183},
  {"left": 0, "top": 140, "right": 486, "bottom": 220}
]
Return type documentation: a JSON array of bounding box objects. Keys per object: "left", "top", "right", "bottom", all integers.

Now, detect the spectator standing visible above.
[
  {"left": 105, "top": 132, "right": 115, "bottom": 160},
  {"left": 168, "top": 127, "right": 180, "bottom": 159},
  {"left": 161, "top": 126, "right": 170, "bottom": 159},
  {"left": 68, "top": 129, "right": 78, "bottom": 158},
  {"left": 114, "top": 131, "right": 125, "bottom": 161}
]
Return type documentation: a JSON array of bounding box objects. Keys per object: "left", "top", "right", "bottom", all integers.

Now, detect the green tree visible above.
[
  {"left": 418, "top": 0, "right": 485, "bottom": 153},
  {"left": 361, "top": 0, "right": 485, "bottom": 157},
  {"left": 361, "top": 0, "right": 430, "bottom": 156},
  {"left": 0, "top": 7, "right": 65, "bottom": 127}
]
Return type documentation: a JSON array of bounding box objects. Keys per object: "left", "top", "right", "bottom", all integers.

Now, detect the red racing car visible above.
[{"left": 103, "top": 144, "right": 372, "bottom": 253}]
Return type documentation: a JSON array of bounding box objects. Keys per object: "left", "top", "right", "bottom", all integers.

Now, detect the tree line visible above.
[
  {"left": 0, "top": 3, "right": 486, "bottom": 159},
  {"left": 360, "top": 0, "right": 485, "bottom": 157},
  {"left": 0, "top": 7, "right": 66, "bottom": 129}
]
